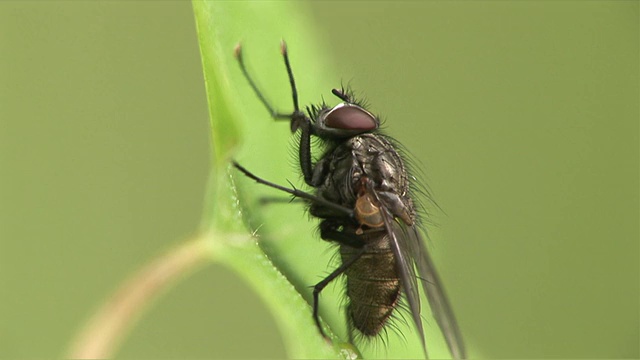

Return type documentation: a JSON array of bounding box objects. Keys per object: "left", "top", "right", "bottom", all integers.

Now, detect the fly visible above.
[{"left": 232, "top": 41, "right": 466, "bottom": 359}]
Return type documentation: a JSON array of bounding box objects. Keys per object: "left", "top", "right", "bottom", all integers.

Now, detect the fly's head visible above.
[{"left": 307, "top": 88, "right": 380, "bottom": 139}]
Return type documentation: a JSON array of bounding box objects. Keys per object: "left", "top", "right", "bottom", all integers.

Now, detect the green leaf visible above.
[
  {"left": 192, "top": 1, "right": 352, "bottom": 358},
  {"left": 192, "top": 1, "right": 450, "bottom": 359}
]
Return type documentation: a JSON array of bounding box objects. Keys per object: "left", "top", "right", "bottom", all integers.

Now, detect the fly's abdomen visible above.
[{"left": 340, "top": 237, "right": 400, "bottom": 336}]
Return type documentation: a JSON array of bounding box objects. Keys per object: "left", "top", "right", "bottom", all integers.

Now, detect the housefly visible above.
[{"left": 232, "top": 41, "right": 466, "bottom": 359}]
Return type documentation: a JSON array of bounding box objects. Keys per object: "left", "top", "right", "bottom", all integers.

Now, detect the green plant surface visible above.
[
  {"left": 191, "top": 0, "right": 361, "bottom": 357},
  {"left": 192, "top": 1, "right": 345, "bottom": 357},
  {"left": 192, "top": 1, "right": 450, "bottom": 358},
  {"left": 197, "top": 0, "right": 354, "bottom": 358}
]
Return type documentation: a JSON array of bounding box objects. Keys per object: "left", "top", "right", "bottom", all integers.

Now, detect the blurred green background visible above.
[{"left": 1, "top": 1, "right": 637, "bottom": 358}]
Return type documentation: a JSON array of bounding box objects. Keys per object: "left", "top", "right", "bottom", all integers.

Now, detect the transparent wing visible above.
[
  {"left": 377, "top": 207, "right": 428, "bottom": 357},
  {"left": 371, "top": 183, "right": 465, "bottom": 359},
  {"left": 404, "top": 224, "right": 466, "bottom": 359}
]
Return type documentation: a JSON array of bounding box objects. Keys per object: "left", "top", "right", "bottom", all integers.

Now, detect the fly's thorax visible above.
[
  {"left": 310, "top": 133, "right": 417, "bottom": 228},
  {"left": 317, "top": 135, "right": 408, "bottom": 198}
]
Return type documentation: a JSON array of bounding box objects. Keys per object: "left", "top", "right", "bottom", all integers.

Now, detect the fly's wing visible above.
[
  {"left": 405, "top": 224, "right": 467, "bottom": 359},
  {"left": 372, "top": 185, "right": 465, "bottom": 359},
  {"left": 377, "top": 206, "right": 428, "bottom": 358}
]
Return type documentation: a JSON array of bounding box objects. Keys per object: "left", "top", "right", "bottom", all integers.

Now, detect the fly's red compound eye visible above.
[{"left": 324, "top": 104, "right": 378, "bottom": 131}]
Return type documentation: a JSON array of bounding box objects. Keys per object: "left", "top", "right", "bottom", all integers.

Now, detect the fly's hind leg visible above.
[
  {"left": 312, "top": 246, "right": 365, "bottom": 340},
  {"left": 233, "top": 162, "right": 365, "bottom": 340},
  {"left": 313, "top": 220, "right": 367, "bottom": 340}
]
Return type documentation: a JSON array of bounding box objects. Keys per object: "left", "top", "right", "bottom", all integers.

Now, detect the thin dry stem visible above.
[{"left": 67, "top": 235, "right": 212, "bottom": 359}]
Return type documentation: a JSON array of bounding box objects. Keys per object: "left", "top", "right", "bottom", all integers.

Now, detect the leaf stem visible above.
[{"left": 67, "top": 235, "right": 213, "bottom": 359}]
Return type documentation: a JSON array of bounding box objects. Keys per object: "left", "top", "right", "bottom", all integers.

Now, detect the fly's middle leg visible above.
[{"left": 233, "top": 162, "right": 354, "bottom": 219}]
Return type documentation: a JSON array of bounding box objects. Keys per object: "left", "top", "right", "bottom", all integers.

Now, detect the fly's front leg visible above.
[
  {"left": 278, "top": 40, "right": 315, "bottom": 184},
  {"left": 234, "top": 41, "right": 316, "bottom": 186},
  {"left": 234, "top": 44, "right": 292, "bottom": 120},
  {"left": 296, "top": 118, "right": 316, "bottom": 186}
]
